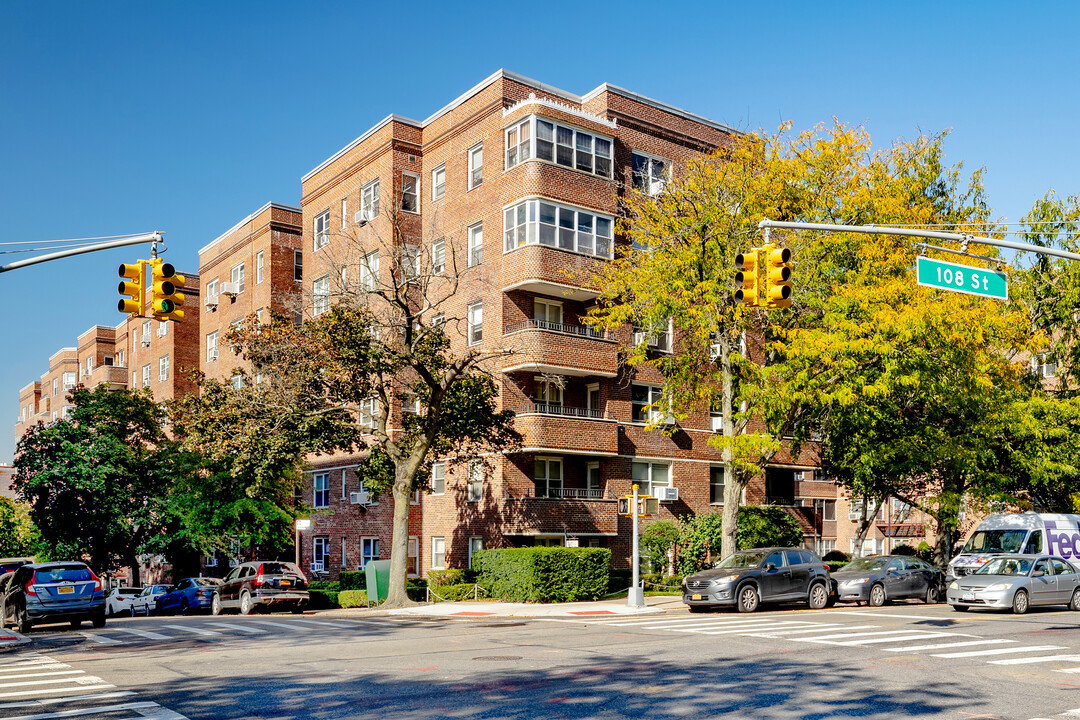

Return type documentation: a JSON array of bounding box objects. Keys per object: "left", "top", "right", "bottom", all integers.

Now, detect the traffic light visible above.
[
  {"left": 734, "top": 248, "right": 761, "bottom": 306},
  {"left": 117, "top": 262, "right": 146, "bottom": 317},
  {"left": 764, "top": 245, "right": 793, "bottom": 308},
  {"left": 150, "top": 259, "right": 186, "bottom": 322}
]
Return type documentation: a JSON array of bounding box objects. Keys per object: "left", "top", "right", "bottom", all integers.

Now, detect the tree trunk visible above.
[
  {"left": 850, "top": 498, "right": 880, "bottom": 559},
  {"left": 382, "top": 469, "right": 415, "bottom": 608},
  {"left": 721, "top": 479, "right": 741, "bottom": 559},
  {"left": 933, "top": 516, "right": 955, "bottom": 570},
  {"left": 719, "top": 332, "right": 740, "bottom": 560},
  {"left": 126, "top": 549, "right": 141, "bottom": 588}
]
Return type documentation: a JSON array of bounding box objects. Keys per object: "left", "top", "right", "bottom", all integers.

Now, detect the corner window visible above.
[
  {"left": 314, "top": 210, "right": 330, "bottom": 250},
  {"left": 360, "top": 180, "right": 380, "bottom": 222},
  {"left": 401, "top": 172, "right": 419, "bottom": 213},
  {"left": 523, "top": 118, "right": 612, "bottom": 178},
  {"left": 505, "top": 118, "right": 531, "bottom": 169},
  {"left": 468, "top": 302, "right": 483, "bottom": 345},
  {"left": 313, "top": 473, "right": 329, "bottom": 508},
  {"left": 432, "top": 164, "right": 446, "bottom": 200},
  {"left": 256, "top": 251, "right": 265, "bottom": 284},
  {"left": 632, "top": 151, "right": 669, "bottom": 195},
  {"left": 468, "top": 144, "right": 483, "bottom": 189},
  {"left": 503, "top": 199, "right": 612, "bottom": 259},
  {"left": 313, "top": 275, "right": 330, "bottom": 316}
]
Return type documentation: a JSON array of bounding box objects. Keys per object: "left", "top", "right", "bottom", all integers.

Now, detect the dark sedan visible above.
[
  {"left": 833, "top": 555, "right": 944, "bottom": 606},
  {"left": 682, "top": 547, "right": 832, "bottom": 613},
  {"left": 157, "top": 577, "right": 223, "bottom": 615}
]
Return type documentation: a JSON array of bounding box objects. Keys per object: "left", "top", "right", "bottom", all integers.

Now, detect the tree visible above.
[
  {"left": 0, "top": 497, "right": 37, "bottom": 557},
  {"left": 12, "top": 386, "right": 182, "bottom": 582},
  {"left": 675, "top": 506, "right": 803, "bottom": 574},
  {"left": 176, "top": 199, "right": 521, "bottom": 607},
  {"left": 640, "top": 520, "right": 680, "bottom": 574}
]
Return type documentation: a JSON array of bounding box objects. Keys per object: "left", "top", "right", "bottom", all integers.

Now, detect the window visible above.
[
  {"left": 818, "top": 538, "right": 837, "bottom": 556},
  {"left": 503, "top": 199, "right": 613, "bottom": 259},
  {"left": 85, "top": 356, "right": 94, "bottom": 375},
  {"left": 587, "top": 461, "right": 601, "bottom": 492},
  {"left": 256, "top": 251, "right": 264, "bottom": 284},
  {"left": 294, "top": 251, "right": 303, "bottom": 281},
  {"left": 52, "top": 378, "right": 58, "bottom": 396},
  {"left": 142, "top": 320, "right": 152, "bottom": 341},
  {"left": 432, "top": 537, "right": 446, "bottom": 570},
  {"left": 313, "top": 537, "right": 330, "bottom": 571},
  {"left": 468, "top": 223, "right": 483, "bottom": 267},
  {"left": 1035, "top": 351, "right": 1057, "bottom": 378},
  {"left": 313, "top": 275, "right": 330, "bottom": 316},
  {"left": 632, "top": 151, "right": 669, "bottom": 194},
  {"left": 401, "top": 172, "right": 419, "bottom": 213},
  {"left": 710, "top": 404, "right": 723, "bottom": 432},
  {"left": 631, "top": 384, "right": 667, "bottom": 423},
  {"left": 632, "top": 461, "right": 670, "bottom": 496},
  {"left": 533, "top": 299, "right": 562, "bottom": 326},
  {"left": 432, "top": 164, "right": 445, "bottom": 200},
  {"left": 710, "top": 466, "right": 725, "bottom": 504},
  {"left": 207, "top": 331, "right": 219, "bottom": 361},
  {"left": 341, "top": 198, "right": 348, "bottom": 229},
  {"left": 633, "top": 319, "right": 672, "bottom": 353},
  {"left": 401, "top": 393, "right": 419, "bottom": 415},
  {"left": 468, "top": 143, "right": 483, "bottom": 189},
  {"left": 401, "top": 245, "right": 420, "bottom": 281},
  {"left": 361, "top": 180, "right": 380, "bottom": 222},
  {"left": 505, "top": 118, "right": 531, "bottom": 169},
  {"left": 468, "top": 303, "right": 483, "bottom": 345},
  {"left": 432, "top": 239, "right": 445, "bottom": 274},
  {"left": 360, "top": 250, "right": 380, "bottom": 291},
  {"left": 313, "top": 472, "right": 330, "bottom": 508},
  {"left": 431, "top": 462, "right": 445, "bottom": 495},
  {"left": 408, "top": 537, "right": 419, "bottom": 576},
  {"left": 534, "top": 376, "right": 563, "bottom": 407},
  {"left": 468, "top": 537, "right": 483, "bottom": 569},
  {"left": 359, "top": 396, "right": 379, "bottom": 431},
  {"left": 341, "top": 469, "right": 348, "bottom": 500},
  {"left": 534, "top": 457, "right": 563, "bottom": 497},
  {"left": 231, "top": 374, "right": 243, "bottom": 390},
  {"left": 142, "top": 364, "right": 151, "bottom": 388},
  {"left": 63, "top": 371, "right": 76, "bottom": 390},
  {"left": 813, "top": 499, "right": 837, "bottom": 521},
  {"left": 341, "top": 537, "right": 348, "bottom": 568},
  {"left": 314, "top": 210, "right": 330, "bottom": 250},
  {"left": 361, "top": 537, "right": 380, "bottom": 569},
  {"left": 158, "top": 354, "right": 169, "bottom": 382},
  {"left": 231, "top": 263, "right": 246, "bottom": 294},
  {"left": 467, "top": 460, "right": 483, "bottom": 502},
  {"left": 524, "top": 117, "right": 612, "bottom": 178}
]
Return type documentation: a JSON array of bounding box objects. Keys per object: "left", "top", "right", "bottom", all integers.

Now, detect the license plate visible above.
[
  {"left": 691, "top": 593, "right": 702, "bottom": 601},
  {"left": 58, "top": 586, "right": 74, "bottom": 594},
  {"left": 280, "top": 579, "right": 291, "bottom": 587},
  {"left": 962, "top": 592, "right": 975, "bottom": 601}
]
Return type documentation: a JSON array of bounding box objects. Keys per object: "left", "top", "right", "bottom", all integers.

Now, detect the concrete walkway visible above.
[
  {"left": 387, "top": 594, "right": 681, "bottom": 618},
  {"left": 0, "top": 628, "right": 31, "bottom": 652}
]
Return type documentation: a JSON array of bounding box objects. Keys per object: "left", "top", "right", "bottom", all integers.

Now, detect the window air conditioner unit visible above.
[
  {"left": 848, "top": 511, "right": 862, "bottom": 521},
  {"left": 156, "top": 327, "right": 167, "bottom": 337},
  {"left": 657, "top": 487, "right": 679, "bottom": 502},
  {"left": 649, "top": 180, "right": 667, "bottom": 196},
  {"left": 221, "top": 282, "right": 240, "bottom": 296},
  {"left": 355, "top": 210, "right": 373, "bottom": 224},
  {"left": 350, "top": 491, "right": 370, "bottom": 505},
  {"left": 141, "top": 334, "right": 151, "bottom": 347},
  {"left": 648, "top": 409, "right": 676, "bottom": 426},
  {"left": 208, "top": 350, "right": 219, "bottom": 361},
  {"left": 205, "top": 298, "right": 218, "bottom": 310}
]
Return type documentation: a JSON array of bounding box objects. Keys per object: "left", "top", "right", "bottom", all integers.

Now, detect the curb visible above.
[{"left": 0, "top": 629, "right": 32, "bottom": 652}]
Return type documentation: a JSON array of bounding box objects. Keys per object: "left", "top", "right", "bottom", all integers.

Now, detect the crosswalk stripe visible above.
[
  {"left": 0, "top": 676, "right": 96, "bottom": 690},
  {"left": 824, "top": 633, "right": 962, "bottom": 646},
  {"left": 246, "top": 620, "right": 321, "bottom": 632},
  {"left": 604, "top": 617, "right": 720, "bottom": 627},
  {"left": 793, "top": 629, "right": 940, "bottom": 642},
  {"left": 3, "top": 700, "right": 165, "bottom": 720},
  {"left": 0, "top": 691, "right": 137, "bottom": 709},
  {"left": 0, "top": 659, "right": 52, "bottom": 669},
  {"left": 160, "top": 624, "right": 221, "bottom": 636},
  {"left": 206, "top": 622, "right": 267, "bottom": 634},
  {"left": 0, "top": 672, "right": 84, "bottom": 682},
  {"left": 745, "top": 624, "right": 879, "bottom": 637},
  {"left": 1053, "top": 668, "right": 1080, "bottom": 674},
  {"left": 272, "top": 618, "right": 348, "bottom": 629},
  {"left": 702, "top": 624, "right": 828, "bottom": 636},
  {"left": 111, "top": 628, "right": 171, "bottom": 641},
  {"left": 989, "top": 654, "right": 1080, "bottom": 666},
  {"left": 77, "top": 632, "right": 124, "bottom": 645},
  {"left": 932, "top": 645, "right": 1066, "bottom": 658},
  {"left": 666, "top": 620, "right": 806, "bottom": 631},
  {"left": 885, "top": 639, "right": 1018, "bottom": 652},
  {"left": 0, "top": 663, "right": 69, "bottom": 673},
  {"left": 0, "top": 683, "right": 114, "bottom": 699},
  {"left": 335, "top": 619, "right": 386, "bottom": 627}
]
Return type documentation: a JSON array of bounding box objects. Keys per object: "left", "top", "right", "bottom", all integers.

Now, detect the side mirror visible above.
[{"left": 764, "top": 562, "right": 776, "bottom": 572}]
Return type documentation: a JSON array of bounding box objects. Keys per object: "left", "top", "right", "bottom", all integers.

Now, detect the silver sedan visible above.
[{"left": 946, "top": 555, "right": 1080, "bottom": 614}]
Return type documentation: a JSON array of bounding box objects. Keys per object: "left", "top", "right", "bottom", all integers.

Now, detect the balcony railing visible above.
[
  {"left": 532, "top": 487, "right": 606, "bottom": 499},
  {"left": 504, "top": 319, "right": 610, "bottom": 340},
  {"left": 525, "top": 403, "right": 604, "bottom": 419},
  {"left": 765, "top": 495, "right": 796, "bottom": 506}
]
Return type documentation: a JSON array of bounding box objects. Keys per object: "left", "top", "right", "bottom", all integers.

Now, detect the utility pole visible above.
[
  {"left": 628, "top": 484, "right": 644, "bottom": 608},
  {"left": 0, "top": 232, "right": 164, "bottom": 274}
]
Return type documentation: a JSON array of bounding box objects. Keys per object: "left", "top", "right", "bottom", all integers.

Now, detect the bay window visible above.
[{"left": 503, "top": 199, "right": 612, "bottom": 259}]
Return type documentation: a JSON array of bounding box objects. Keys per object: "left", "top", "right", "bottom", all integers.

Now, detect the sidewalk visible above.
[
  {"left": 386, "top": 593, "right": 681, "bottom": 618},
  {"left": 0, "top": 628, "right": 31, "bottom": 652}
]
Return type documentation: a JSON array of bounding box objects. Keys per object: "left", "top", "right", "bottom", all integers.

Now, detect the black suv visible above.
[
  {"left": 682, "top": 547, "right": 832, "bottom": 612},
  {"left": 211, "top": 561, "right": 309, "bottom": 615}
]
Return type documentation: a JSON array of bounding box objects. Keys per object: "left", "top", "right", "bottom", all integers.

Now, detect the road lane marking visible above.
[
  {"left": 247, "top": 620, "right": 323, "bottom": 632},
  {"left": 206, "top": 622, "right": 267, "bottom": 634},
  {"left": 989, "top": 654, "right": 1080, "bottom": 665},
  {"left": 825, "top": 632, "right": 963, "bottom": 646},
  {"left": 111, "top": 628, "right": 172, "bottom": 641},
  {"left": 932, "top": 645, "right": 1066, "bottom": 658},
  {"left": 0, "top": 664, "right": 69, "bottom": 673},
  {"left": 271, "top": 618, "right": 349, "bottom": 629},
  {"left": 828, "top": 611, "right": 949, "bottom": 620},
  {"left": 793, "top": 629, "right": 946, "bottom": 642},
  {"left": 0, "top": 672, "right": 84, "bottom": 682},
  {"left": 668, "top": 620, "right": 810, "bottom": 631},
  {"left": 160, "top": 624, "right": 221, "bottom": 636},
  {"left": 77, "top": 633, "right": 124, "bottom": 645},
  {"left": 4, "top": 700, "right": 177, "bottom": 720},
  {"left": 885, "top": 639, "right": 1018, "bottom": 652},
  {"left": 745, "top": 624, "right": 879, "bottom": 637},
  {"left": 0, "top": 690, "right": 136, "bottom": 709}
]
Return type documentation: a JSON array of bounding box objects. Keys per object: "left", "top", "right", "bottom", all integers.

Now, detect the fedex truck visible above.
[{"left": 948, "top": 513, "right": 1080, "bottom": 578}]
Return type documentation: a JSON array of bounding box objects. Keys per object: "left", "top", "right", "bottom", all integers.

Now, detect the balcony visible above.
[
  {"left": 500, "top": 244, "right": 606, "bottom": 300},
  {"left": 502, "top": 322, "right": 618, "bottom": 378},
  {"left": 498, "top": 495, "right": 618, "bottom": 537},
  {"left": 505, "top": 318, "right": 610, "bottom": 340},
  {"left": 514, "top": 412, "right": 618, "bottom": 455},
  {"left": 88, "top": 364, "right": 130, "bottom": 389},
  {"left": 525, "top": 402, "right": 604, "bottom": 420}
]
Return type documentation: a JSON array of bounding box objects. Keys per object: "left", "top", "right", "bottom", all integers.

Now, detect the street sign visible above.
[{"left": 916, "top": 256, "right": 1008, "bottom": 301}]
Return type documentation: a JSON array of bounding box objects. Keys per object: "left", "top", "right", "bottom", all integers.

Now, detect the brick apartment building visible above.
[{"left": 12, "top": 71, "right": 937, "bottom": 580}]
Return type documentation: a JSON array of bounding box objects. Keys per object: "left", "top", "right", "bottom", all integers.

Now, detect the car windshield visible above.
[
  {"left": 975, "top": 557, "right": 1033, "bottom": 576},
  {"left": 194, "top": 578, "right": 221, "bottom": 587},
  {"left": 258, "top": 563, "right": 299, "bottom": 575},
  {"left": 714, "top": 551, "right": 768, "bottom": 569},
  {"left": 34, "top": 567, "right": 91, "bottom": 582},
  {"left": 119, "top": 588, "right": 141, "bottom": 595},
  {"left": 963, "top": 529, "right": 1028, "bottom": 554},
  {"left": 153, "top": 585, "right": 170, "bottom": 593},
  {"left": 843, "top": 558, "right": 888, "bottom": 572}
]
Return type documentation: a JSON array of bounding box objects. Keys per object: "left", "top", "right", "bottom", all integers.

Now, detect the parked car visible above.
[
  {"left": 130, "top": 584, "right": 171, "bottom": 616},
  {"left": 682, "top": 547, "right": 832, "bottom": 613},
  {"left": 105, "top": 586, "right": 143, "bottom": 616},
  {"left": 157, "top": 577, "right": 222, "bottom": 615},
  {"left": 0, "top": 561, "right": 106, "bottom": 632},
  {"left": 947, "top": 555, "right": 1080, "bottom": 614},
  {"left": 948, "top": 512, "right": 1077, "bottom": 579},
  {"left": 211, "top": 561, "right": 309, "bottom": 615},
  {"left": 833, "top": 555, "right": 945, "bottom": 605}
]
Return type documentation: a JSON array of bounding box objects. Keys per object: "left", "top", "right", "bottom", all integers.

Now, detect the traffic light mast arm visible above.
[{"left": 0, "top": 232, "right": 164, "bottom": 274}]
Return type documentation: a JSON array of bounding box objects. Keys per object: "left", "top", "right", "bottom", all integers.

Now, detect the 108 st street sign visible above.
[{"left": 916, "top": 256, "right": 1008, "bottom": 301}]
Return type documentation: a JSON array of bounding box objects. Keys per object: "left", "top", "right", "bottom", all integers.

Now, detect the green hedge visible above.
[
  {"left": 608, "top": 569, "right": 633, "bottom": 593},
  {"left": 406, "top": 579, "right": 428, "bottom": 602},
  {"left": 339, "top": 571, "right": 366, "bottom": 591},
  {"left": 308, "top": 580, "right": 340, "bottom": 592},
  {"left": 431, "top": 583, "right": 488, "bottom": 602},
  {"left": 338, "top": 590, "right": 368, "bottom": 608},
  {"left": 474, "top": 547, "right": 611, "bottom": 603},
  {"left": 309, "top": 589, "right": 339, "bottom": 609},
  {"left": 642, "top": 573, "right": 683, "bottom": 592},
  {"left": 428, "top": 569, "right": 466, "bottom": 588}
]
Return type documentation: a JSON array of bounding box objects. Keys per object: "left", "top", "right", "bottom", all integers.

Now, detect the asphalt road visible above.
[{"left": 5, "top": 601, "right": 1080, "bottom": 719}]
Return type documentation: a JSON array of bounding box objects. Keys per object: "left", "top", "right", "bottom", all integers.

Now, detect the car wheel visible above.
[
  {"left": 180, "top": 599, "right": 190, "bottom": 616},
  {"left": 70, "top": 619, "right": 82, "bottom": 629},
  {"left": 869, "top": 583, "right": 886, "bottom": 607},
  {"left": 1070, "top": 588, "right": 1080, "bottom": 611},
  {"left": 239, "top": 591, "right": 253, "bottom": 616},
  {"left": 737, "top": 584, "right": 760, "bottom": 613},
  {"left": 924, "top": 584, "right": 940, "bottom": 604},
  {"left": 16, "top": 605, "right": 32, "bottom": 634},
  {"left": 92, "top": 612, "right": 105, "bottom": 629},
  {"left": 1012, "top": 589, "right": 1030, "bottom": 615},
  {"left": 951, "top": 604, "right": 970, "bottom": 612},
  {"left": 211, "top": 594, "right": 223, "bottom": 616},
  {"left": 808, "top": 582, "right": 829, "bottom": 610}
]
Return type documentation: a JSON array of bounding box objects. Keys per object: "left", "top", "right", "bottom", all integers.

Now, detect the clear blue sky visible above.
[{"left": 2, "top": 2, "right": 1077, "bottom": 463}]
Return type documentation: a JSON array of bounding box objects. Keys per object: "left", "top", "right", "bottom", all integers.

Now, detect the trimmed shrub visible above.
[
  {"left": 428, "top": 569, "right": 466, "bottom": 588},
  {"left": 431, "top": 583, "right": 488, "bottom": 602},
  {"left": 474, "top": 547, "right": 611, "bottom": 603},
  {"left": 608, "top": 569, "right": 633, "bottom": 593},
  {"left": 338, "top": 590, "right": 369, "bottom": 608},
  {"left": 892, "top": 544, "right": 918, "bottom": 556},
  {"left": 822, "top": 550, "right": 850, "bottom": 563},
  {"left": 406, "top": 579, "right": 428, "bottom": 602},
  {"left": 339, "top": 571, "right": 366, "bottom": 591},
  {"left": 309, "top": 589, "right": 340, "bottom": 609},
  {"left": 308, "top": 580, "right": 340, "bottom": 592},
  {"left": 827, "top": 561, "right": 848, "bottom": 572}
]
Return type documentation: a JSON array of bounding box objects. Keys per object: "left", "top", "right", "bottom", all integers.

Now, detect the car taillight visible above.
[
  {"left": 89, "top": 570, "right": 102, "bottom": 592},
  {"left": 254, "top": 574, "right": 264, "bottom": 587},
  {"left": 25, "top": 572, "right": 37, "bottom": 596}
]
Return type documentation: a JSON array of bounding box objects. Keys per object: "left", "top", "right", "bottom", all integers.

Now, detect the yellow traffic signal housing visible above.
[
  {"left": 150, "top": 259, "right": 186, "bottom": 322},
  {"left": 117, "top": 262, "right": 146, "bottom": 317},
  {"left": 639, "top": 497, "right": 659, "bottom": 516},
  {"left": 618, "top": 497, "right": 633, "bottom": 516},
  {"left": 734, "top": 249, "right": 761, "bottom": 306},
  {"left": 764, "top": 245, "right": 793, "bottom": 308}
]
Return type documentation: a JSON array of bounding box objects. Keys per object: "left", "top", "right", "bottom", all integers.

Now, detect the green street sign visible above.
[{"left": 916, "top": 256, "right": 1008, "bottom": 301}]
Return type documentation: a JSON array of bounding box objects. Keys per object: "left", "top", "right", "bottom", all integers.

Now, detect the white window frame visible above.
[
  {"left": 468, "top": 143, "right": 483, "bottom": 189},
  {"left": 468, "top": 536, "right": 483, "bottom": 569},
  {"left": 432, "top": 164, "right": 445, "bottom": 200},
  {"left": 586, "top": 383, "right": 600, "bottom": 413},
  {"left": 432, "top": 239, "right": 446, "bottom": 274},
  {"left": 142, "top": 363, "right": 151, "bottom": 388},
  {"left": 431, "top": 462, "right": 445, "bottom": 495},
  {"left": 468, "top": 302, "right": 482, "bottom": 346},
  {"left": 207, "top": 330, "right": 219, "bottom": 362},
  {"left": 505, "top": 117, "right": 532, "bottom": 169},
  {"left": 360, "top": 537, "right": 380, "bottom": 569},
  {"left": 360, "top": 180, "right": 380, "bottom": 222},
  {"left": 341, "top": 469, "right": 348, "bottom": 500},
  {"left": 468, "top": 222, "right": 483, "bottom": 267},
  {"left": 525, "top": 116, "right": 613, "bottom": 178},
  {"left": 359, "top": 396, "right": 379, "bottom": 431},
  {"left": 631, "top": 383, "right": 665, "bottom": 424},
  {"left": 360, "top": 250, "right": 380, "bottom": 291},
  {"left": 401, "top": 245, "right": 420, "bottom": 281},
  {"left": 313, "top": 472, "right": 330, "bottom": 508},
  {"left": 587, "top": 461, "right": 601, "bottom": 492},
  {"left": 231, "top": 374, "right": 243, "bottom": 390},
  {"left": 533, "top": 298, "right": 563, "bottom": 326},
  {"left": 313, "top": 275, "right": 330, "bottom": 316},
  {"left": 503, "top": 198, "right": 613, "bottom": 259},
  {"left": 313, "top": 537, "right": 330, "bottom": 570},
  {"left": 341, "top": 197, "right": 348, "bottom": 229},
  {"left": 52, "top": 378, "right": 58, "bottom": 396},
  {"left": 158, "top": 354, "right": 169, "bottom": 382},
  {"left": 256, "top": 251, "right": 264, "bottom": 284},
  {"left": 431, "top": 536, "right": 446, "bottom": 570},
  {"left": 534, "top": 456, "right": 563, "bottom": 498},
  {"left": 467, "top": 460, "right": 483, "bottom": 502},
  {"left": 231, "top": 263, "right": 246, "bottom": 294},
  {"left": 293, "top": 251, "right": 303, "bottom": 281},
  {"left": 534, "top": 376, "right": 563, "bottom": 406},
  {"left": 632, "top": 461, "right": 670, "bottom": 497},
  {"left": 408, "top": 536, "right": 419, "bottom": 576},
  {"left": 633, "top": 318, "right": 673, "bottom": 353},
  {"left": 341, "top": 537, "right": 348, "bottom": 568},
  {"left": 401, "top": 171, "right": 420, "bottom": 213},
  {"left": 1035, "top": 351, "right": 1057, "bottom": 378},
  {"left": 632, "top": 150, "right": 670, "bottom": 195},
  {"left": 314, "top": 210, "right": 330, "bottom": 250},
  {"left": 63, "top": 371, "right": 76, "bottom": 390}
]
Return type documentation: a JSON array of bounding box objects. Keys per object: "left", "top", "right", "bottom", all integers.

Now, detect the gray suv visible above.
[
  {"left": 682, "top": 547, "right": 832, "bottom": 613},
  {"left": 0, "top": 562, "right": 107, "bottom": 632}
]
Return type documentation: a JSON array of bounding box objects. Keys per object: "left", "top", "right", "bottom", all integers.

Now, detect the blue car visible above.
[
  {"left": 156, "top": 577, "right": 223, "bottom": 615},
  {"left": 0, "top": 561, "right": 106, "bottom": 633}
]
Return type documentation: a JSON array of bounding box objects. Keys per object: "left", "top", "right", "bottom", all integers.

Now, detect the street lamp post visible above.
[
  {"left": 628, "top": 484, "right": 644, "bottom": 608},
  {"left": 294, "top": 519, "right": 311, "bottom": 568}
]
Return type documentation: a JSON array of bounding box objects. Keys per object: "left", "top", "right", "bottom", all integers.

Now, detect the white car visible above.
[
  {"left": 130, "top": 585, "right": 171, "bottom": 616},
  {"left": 106, "top": 587, "right": 143, "bottom": 617}
]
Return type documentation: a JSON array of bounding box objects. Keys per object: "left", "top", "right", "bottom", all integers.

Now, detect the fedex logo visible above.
[{"left": 1045, "top": 518, "right": 1080, "bottom": 559}]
